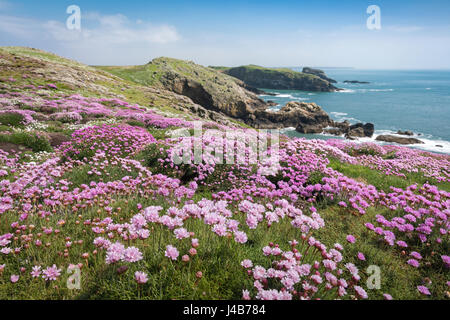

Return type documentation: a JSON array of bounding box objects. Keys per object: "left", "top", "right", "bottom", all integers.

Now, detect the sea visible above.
[{"left": 258, "top": 69, "right": 450, "bottom": 154}]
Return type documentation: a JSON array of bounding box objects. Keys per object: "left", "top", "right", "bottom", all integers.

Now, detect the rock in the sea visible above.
[
  {"left": 343, "top": 80, "right": 370, "bottom": 84},
  {"left": 345, "top": 127, "right": 365, "bottom": 139},
  {"left": 252, "top": 101, "right": 332, "bottom": 130},
  {"left": 396, "top": 130, "right": 414, "bottom": 136},
  {"left": 376, "top": 135, "right": 424, "bottom": 145},
  {"left": 323, "top": 127, "right": 343, "bottom": 136},
  {"left": 302, "top": 67, "right": 337, "bottom": 84},
  {"left": 349, "top": 123, "right": 375, "bottom": 137},
  {"left": 328, "top": 121, "right": 374, "bottom": 139}
]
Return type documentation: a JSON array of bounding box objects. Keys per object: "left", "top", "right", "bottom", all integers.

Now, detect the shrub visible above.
[
  {"left": 0, "top": 112, "right": 25, "bottom": 127},
  {"left": 126, "top": 119, "right": 146, "bottom": 128},
  {"left": 0, "top": 131, "right": 52, "bottom": 152}
]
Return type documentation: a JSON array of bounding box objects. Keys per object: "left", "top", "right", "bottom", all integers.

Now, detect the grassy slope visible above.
[
  {"left": 96, "top": 57, "right": 253, "bottom": 103},
  {"left": 0, "top": 47, "right": 194, "bottom": 117}
]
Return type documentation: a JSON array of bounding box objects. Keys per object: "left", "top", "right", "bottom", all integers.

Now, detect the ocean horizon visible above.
[{"left": 259, "top": 68, "right": 450, "bottom": 154}]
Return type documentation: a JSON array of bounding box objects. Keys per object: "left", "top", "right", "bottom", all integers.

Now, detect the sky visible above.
[{"left": 1, "top": 0, "right": 450, "bottom": 69}]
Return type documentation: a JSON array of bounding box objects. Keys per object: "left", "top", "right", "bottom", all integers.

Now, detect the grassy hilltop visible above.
[{"left": 0, "top": 47, "right": 449, "bottom": 300}]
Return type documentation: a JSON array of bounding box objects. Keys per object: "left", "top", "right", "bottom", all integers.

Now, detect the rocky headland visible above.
[{"left": 217, "top": 65, "right": 340, "bottom": 92}]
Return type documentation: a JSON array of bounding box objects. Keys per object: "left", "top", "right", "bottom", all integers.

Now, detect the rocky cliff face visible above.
[
  {"left": 250, "top": 102, "right": 331, "bottom": 130},
  {"left": 103, "top": 57, "right": 269, "bottom": 121},
  {"left": 222, "top": 65, "right": 340, "bottom": 92}
]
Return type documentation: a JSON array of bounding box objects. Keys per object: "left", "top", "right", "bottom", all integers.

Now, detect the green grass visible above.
[
  {"left": 328, "top": 157, "right": 450, "bottom": 192},
  {"left": 315, "top": 204, "right": 449, "bottom": 300},
  {"left": 0, "top": 131, "right": 52, "bottom": 152},
  {"left": 0, "top": 190, "right": 317, "bottom": 300},
  {"left": 314, "top": 205, "right": 422, "bottom": 299},
  {"left": 0, "top": 112, "right": 25, "bottom": 127}
]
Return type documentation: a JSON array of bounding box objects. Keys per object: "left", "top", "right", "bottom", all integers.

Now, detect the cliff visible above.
[
  {"left": 99, "top": 58, "right": 268, "bottom": 120},
  {"left": 221, "top": 65, "right": 340, "bottom": 92}
]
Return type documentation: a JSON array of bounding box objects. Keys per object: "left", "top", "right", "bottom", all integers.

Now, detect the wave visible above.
[
  {"left": 330, "top": 112, "right": 348, "bottom": 117},
  {"left": 275, "top": 94, "right": 294, "bottom": 98},
  {"left": 358, "top": 130, "right": 450, "bottom": 154},
  {"left": 367, "top": 89, "right": 394, "bottom": 92},
  {"left": 329, "top": 111, "right": 361, "bottom": 123},
  {"left": 339, "top": 88, "right": 394, "bottom": 93},
  {"left": 302, "top": 128, "right": 450, "bottom": 154}
]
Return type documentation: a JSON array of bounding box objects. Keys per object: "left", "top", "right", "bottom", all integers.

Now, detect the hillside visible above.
[
  {"left": 97, "top": 58, "right": 268, "bottom": 120},
  {"left": 0, "top": 47, "right": 449, "bottom": 301},
  {"left": 217, "top": 65, "right": 340, "bottom": 92}
]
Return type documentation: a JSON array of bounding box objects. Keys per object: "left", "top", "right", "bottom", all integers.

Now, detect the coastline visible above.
[{"left": 259, "top": 69, "right": 450, "bottom": 155}]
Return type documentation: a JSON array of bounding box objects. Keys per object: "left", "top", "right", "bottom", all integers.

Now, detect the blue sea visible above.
[{"left": 259, "top": 69, "right": 450, "bottom": 154}]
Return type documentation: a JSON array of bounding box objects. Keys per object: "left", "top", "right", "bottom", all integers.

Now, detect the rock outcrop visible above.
[
  {"left": 246, "top": 101, "right": 375, "bottom": 138},
  {"left": 249, "top": 102, "right": 331, "bottom": 131},
  {"left": 343, "top": 80, "right": 370, "bottom": 84},
  {"left": 397, "top": 130, "right": 414, "bottom": 136},
  {"left": 302, "top": 67, "right": 337, "bottom": 84},
  {"left": 323, "top": 121, "right": 374, "bottom": 139},
  {"left": 376, "top": 135, "right": 424, "bottom": 145},
  {"left": 222, "top": 65, "right": 340, "bottom": 92}
]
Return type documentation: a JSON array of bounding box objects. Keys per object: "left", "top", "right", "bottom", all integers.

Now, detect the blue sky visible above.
[{"left": 1, "top": 0, "right": 450, "bottom": 68}]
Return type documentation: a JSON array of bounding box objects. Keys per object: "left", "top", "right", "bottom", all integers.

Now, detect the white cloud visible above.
[
  {"left": 0, "top": 15, "right": 39, "bottom": 38},
  {"left": 387, "top": 25, "right": 424, "bottom": 33},
  {"left": 0, "top": 11, "right": 180, "bottom": 46}
]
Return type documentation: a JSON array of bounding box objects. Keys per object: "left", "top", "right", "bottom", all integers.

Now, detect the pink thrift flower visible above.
[
  {"left": 354, "top": 286, "right": 368, "bottom": 299},
  {"left": 234, "top": 231, "right": 248, "bottom": 244},
  {"left": 417, "top": 285, "right": 431, "bottom": 296},
  {"left": 31, "top": 266, "right": 42, "bottom": 278},
  {"left": 383, "top": 293, "right": 393, "bottom": 300},
  {"left": 165, "top": 245, "right": 179, "bottom": 260},
  {"left": 42, "top": 265, "right": 62, "bottom": 281},
  {"left": 123, "top": 247, "right": 143, "bottom": 263},
  {"left": 242, "top": 289, "right": 251, "bottom": 300},
  {"left": 346, "top": 235, "right": 356, "bottom": 244},
  {"left": 241, "top": 259, "right": 253, "bottom": 268},
  {"left": 357, "top": 252, "right": 366, "bottom": 261},
  {"left": 10, "top": 274, "right": 19, "bottom": 283},
  {"left": 410, "top": 251, "right": 422, "bottom": 260},
  {"left": 407, "top": 259, "right": 420, "bottom": 268},
  {"left": 134, "top": 271, "right": 148, "bottom": 284},
  {"left": 441, "top": 255, "right": 450, "bottom": 267}
]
